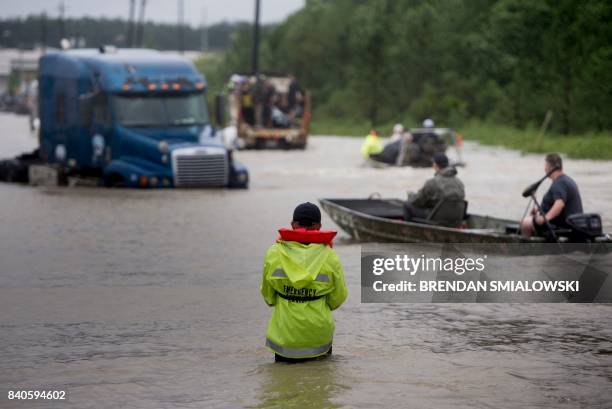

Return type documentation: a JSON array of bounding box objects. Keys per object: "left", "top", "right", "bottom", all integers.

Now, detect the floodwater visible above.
[{"left": 0, "top": 112, "right": 611, "bottom": 408}]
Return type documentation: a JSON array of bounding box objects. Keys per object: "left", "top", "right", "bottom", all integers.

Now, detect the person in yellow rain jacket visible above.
[
  {"left": 360, "top": 129, "right": 383, "bottom": 159},
  {"left": 261, "top": 202, "right": 348, "bottom": 363}
]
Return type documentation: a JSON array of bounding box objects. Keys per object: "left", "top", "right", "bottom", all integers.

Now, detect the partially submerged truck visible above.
[
  {"left": 1, "top": 47, "right": 249, "bottom": 188},
  {"left": 223, "top": 74, "right": 310, "bottom": 149}
]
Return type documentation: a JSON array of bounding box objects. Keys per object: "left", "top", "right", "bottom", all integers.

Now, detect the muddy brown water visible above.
[{"left": 1, "top": 113, "right": 611, "bottom": 408}]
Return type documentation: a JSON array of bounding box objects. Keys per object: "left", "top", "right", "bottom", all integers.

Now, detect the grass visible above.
[
  {"left": 310, "top": 117, "right": 377, "bottom": 137},
  {"left": 310, "top": 117, "right": 396, "bottom": 137},
  {"left": 310, "top": 117, "right": 612, "bottom": 160},
  {"left": 460, "top": 122, "right": 612, "bottom": 160}
]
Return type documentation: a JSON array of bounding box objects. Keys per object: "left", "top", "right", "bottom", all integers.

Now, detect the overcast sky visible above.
[{"left": 0, "top": 0, "right": 306, "bottom": 27}]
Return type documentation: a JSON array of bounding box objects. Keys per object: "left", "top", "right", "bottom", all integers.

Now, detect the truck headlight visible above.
[
  {"left": 55, "top": 144, "right": 66, "bottom": 161},
  {"left": 158, "top": 141, "right": 169, "bottom": 154}
]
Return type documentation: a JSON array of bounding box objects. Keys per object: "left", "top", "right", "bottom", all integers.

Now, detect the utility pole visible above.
[
  {"left": 200, "top": 4, "right": 208, "bottom": 52},
  {"left": 251, "top": 0, "right": 262, "bottom": 127},
  {"left": 58, "top": 1, "right": 66, "bottom": 41},
  {"left": 136, "top": 0, "right": 146, "bottom": 47},
  {"left": 178, "top": 0, "right": 184, "bottom": 54},
  {"left": 127, "top": 0, "right": 135, "bottom": 47},
  {"left": 251, "top": 0, "right": 260, "bottom": 75},
  {"left": 40, "top": 12, "right": 48, "bottom": 52}
]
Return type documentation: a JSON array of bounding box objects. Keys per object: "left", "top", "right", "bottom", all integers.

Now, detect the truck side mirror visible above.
[{"left": 214, "top": 94, "right": 226, "bottom": 127}]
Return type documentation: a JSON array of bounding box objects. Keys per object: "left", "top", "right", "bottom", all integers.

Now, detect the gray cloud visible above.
[{"left": 0, "top": 0, "right": 305, "bottom": 26}]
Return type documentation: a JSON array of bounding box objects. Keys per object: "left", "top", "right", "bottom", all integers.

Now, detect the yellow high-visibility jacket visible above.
[
  {"left": 361, "top": 134, "right": 383, "bottom": 158},
  {"left": 261, "top": 239, "right": 348, "bottom": 358}
]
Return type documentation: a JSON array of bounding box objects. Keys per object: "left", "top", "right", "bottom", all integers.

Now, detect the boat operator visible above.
[
  {"left": 261, "top": 202, "right": 348, "bottom": 363},
  {"left": 403, "top": 153, "right": 465, "bottom": 221},
  {"left": 520, "top": 153, "right": 583, "bottom": 237}
]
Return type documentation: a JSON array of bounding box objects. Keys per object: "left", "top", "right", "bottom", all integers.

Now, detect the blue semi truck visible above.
[{"left": 31, "top": 47, "right": 248, "bottom": 188}]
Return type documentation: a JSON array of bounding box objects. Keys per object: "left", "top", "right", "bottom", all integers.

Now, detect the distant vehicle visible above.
[
  {"left": 34, "top": 47, "right": 248, "bottom": 188},
  {"left": 221, "top": 74, "right": 310, "bottom": 150},
  {"left": 368, "top": 128, "right": 460, "bottom": 168}
]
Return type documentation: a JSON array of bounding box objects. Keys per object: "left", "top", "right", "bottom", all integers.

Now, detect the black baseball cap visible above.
[
  {"left": 432, "top": 153, "right": 449, "bottom": 168},
  {"left": 293, "top": 202, "right": 321, "bottom": 226}
]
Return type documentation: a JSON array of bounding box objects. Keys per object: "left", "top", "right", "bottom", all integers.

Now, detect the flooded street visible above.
[{"left": 1, "top": 112, "right": 611, "bottom": 408}]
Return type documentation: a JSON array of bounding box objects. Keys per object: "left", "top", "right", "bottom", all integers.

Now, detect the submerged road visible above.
[{"left": 0, "top": 112, "right": 611, "bottom": 408}]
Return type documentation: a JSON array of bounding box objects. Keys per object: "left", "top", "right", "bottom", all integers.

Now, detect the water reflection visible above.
[{"left": 252, "top": 359, "right": 348, "bottom": 409}]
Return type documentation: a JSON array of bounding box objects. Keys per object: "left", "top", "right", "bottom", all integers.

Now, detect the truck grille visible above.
[{"left": 172, "top": 147, "right": 229, "bottom": 187}]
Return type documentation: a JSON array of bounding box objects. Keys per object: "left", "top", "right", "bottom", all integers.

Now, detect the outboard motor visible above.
[{"left": 566, "top": 213, "right": 603, "bottom": 242}]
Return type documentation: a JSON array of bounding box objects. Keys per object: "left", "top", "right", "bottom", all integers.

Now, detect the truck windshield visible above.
[{"left": 114, "top": 94, "right": 209, "bottom": 127}]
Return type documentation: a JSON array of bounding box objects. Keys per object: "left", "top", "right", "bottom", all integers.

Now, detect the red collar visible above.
[{"left": 277, "top": 228, "right": 337, "bottom": 247}]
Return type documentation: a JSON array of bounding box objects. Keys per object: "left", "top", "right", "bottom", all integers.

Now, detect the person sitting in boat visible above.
[
  {"left": 388, "top": 124, "right": 417, "bottom": 166},
  {"left": 261, "top": 202, "right": 348, "bottom": 363},
  {"left": 520, "top": 153, "right": 583, "bottom": 237},
  {"left": 396, "top": 131, "right": 416, "bottom": 166},
  {"left": 390, "top": 123, "right": 404, "bottom": 142},
  {"left": 403, "top": 153, "right": 465, "bottom": 221},
  {"left": 361, "top": 129, "right": 384, "bottom": 159}
]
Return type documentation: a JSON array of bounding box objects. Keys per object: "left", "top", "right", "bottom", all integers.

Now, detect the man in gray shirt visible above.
[{"left": 520, "top": 153, "right": 583, "bottom": 236}]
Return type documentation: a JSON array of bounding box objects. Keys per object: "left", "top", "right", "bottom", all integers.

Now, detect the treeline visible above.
[
  {"left": 218, "top": 0, "right": 612, "bottom": 134},
  {"left": 0, "top": 16, "right": 247, "bottom": 51}
]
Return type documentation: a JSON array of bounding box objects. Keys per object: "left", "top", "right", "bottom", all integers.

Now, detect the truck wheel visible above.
[
  {"left": 254, "top": 138, "right": 265, "bottom": 150},
  {"left": 279, "top": 139, "right": 291, "bottom": 150},
  {"left": 230, "top": 182, "right": 249, "bottom": 189},
  {"left": 105, "top": 174, "right": 126, "bottom": 187},
  {"left": 0, "top": 159, "right": 28, "bottom": 183},
  {"left": 0, "top": 160, "right": 10, "bottom": 182}
]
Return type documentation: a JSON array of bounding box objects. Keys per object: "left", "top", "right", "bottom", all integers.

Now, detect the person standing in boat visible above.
[
  {"left": 261, "top": 202, "right": 348, "bottom": 363},
  {"left": 520, "top": 153, "right": 583, "bottom": 237},
  {"left": 403, "top": 153, "right": 465, "bottom": 221}
]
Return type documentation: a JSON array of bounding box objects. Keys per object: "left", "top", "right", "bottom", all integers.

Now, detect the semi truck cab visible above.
[{"left": 38, "top": 48, "right": 248, "bottom": 188}]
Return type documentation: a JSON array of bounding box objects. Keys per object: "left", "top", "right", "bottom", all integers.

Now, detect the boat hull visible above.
[{"left": 320, "top": 198, "right": 547, "bottom": 244}]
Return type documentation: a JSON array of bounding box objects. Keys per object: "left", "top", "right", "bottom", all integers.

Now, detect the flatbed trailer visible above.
[{"left": 226, "top": 74, "right": 310, "bottom": 150}]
